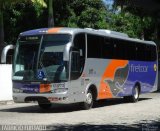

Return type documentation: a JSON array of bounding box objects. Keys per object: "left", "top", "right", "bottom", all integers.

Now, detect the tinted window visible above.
[
  {"left": 87, "top": 34, "right": 102, "bottom": 58},
  {"left": 74, "top": 33, "right": 86, "bottom": 58},
  {"left": 87, "top": 34, "right": 157, "bottom": 61},
  {"left": 124, "top": 41, "right": 136, "bottom": 60},
  {"left": 112, "top": 39, "right": 127, "bottom": 60},
  {"left": 43, "top": 34, "right": 71, "bottom": 43},
  {"left": 108, "top": 40, "right": 157, "bottom": 61},
  {"left": 73, "top": 33, "right": 86, "bottom": 77},
  {"left": 102, "top": 38, "right": 115, "bottom": 59},
  {"left": 146, "top": 45, "right": 157, "bottom": 61},
  {"left": 102, "top": 39, "right": 137, "bottom": 60}
]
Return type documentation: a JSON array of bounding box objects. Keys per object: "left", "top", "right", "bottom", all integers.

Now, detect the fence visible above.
[{"left": 0, "top": 64, "right": 12, "bottom": 101}]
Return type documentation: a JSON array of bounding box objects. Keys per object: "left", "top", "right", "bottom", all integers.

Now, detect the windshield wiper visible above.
[{"left": 31, "top": 52, "right": 36, "bottom": 70}]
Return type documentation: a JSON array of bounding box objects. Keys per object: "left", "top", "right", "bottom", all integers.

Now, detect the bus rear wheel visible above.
[
  {"left": 81, "top": 89, "right": 93, "bottom": 110},
  {"left": 124, "top": 86, "right": 140, "bottom": 103},
  {"left": 38, "top": 102, "right": 52, "bottom": 110}
]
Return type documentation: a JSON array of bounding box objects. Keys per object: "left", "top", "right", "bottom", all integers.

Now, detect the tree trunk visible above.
[
  {"left": 154, "top": 18, "right": 158, "bottom": 40},
  {"left": 0, "top": 9, "right": 4, "bottom": 62},
  {"left": 120, "top": 3, "right": 124, "bottom": 12},
  {"left": 140, "top": 17, "right": 144, "bottom": 40},
  {"left": 48, "top": 0, "right": 54, "bottom": 27}
]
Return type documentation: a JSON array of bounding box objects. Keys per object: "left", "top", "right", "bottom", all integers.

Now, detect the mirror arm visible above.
[{"left": 1, "top": 44, "right": 15, "bottom": 64}]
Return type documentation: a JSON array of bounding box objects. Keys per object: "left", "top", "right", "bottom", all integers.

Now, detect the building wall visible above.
[{"left": 0, "top": 64, "right": 12, "bottom": 101}]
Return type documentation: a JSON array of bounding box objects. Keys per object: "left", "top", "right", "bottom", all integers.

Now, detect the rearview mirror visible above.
[{"left": 1, "top": 45, "right": 15, "bottom": 64}]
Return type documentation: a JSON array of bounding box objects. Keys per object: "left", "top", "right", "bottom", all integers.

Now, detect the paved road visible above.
[{"left": 0, "top": 93, "right": 160, "bottom": 130}]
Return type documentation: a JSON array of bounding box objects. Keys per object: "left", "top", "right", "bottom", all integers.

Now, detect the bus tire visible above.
[
  {"left": 81, "top": 89, "right": 93, "bottom": 110},
  {"left": 131, "top": 86, "right": 140, "bottom": 102},
  {"left": 38, "top": 103, "right": 52, "bottom": 110},
  {"left": 124, "top": 86, "right": 140, "bottom": 103}
]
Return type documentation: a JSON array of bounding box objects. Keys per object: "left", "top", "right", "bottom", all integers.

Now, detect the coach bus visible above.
[{"left": 7, "top": 27, "right": 158, "bottom": 110}]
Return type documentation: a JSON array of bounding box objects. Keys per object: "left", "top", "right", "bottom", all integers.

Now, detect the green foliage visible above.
[
  {"left": 106, "top": 2, "right": 154, "bottom": 40},
  {"left": 108, "top": 12, "right": 141, "bottom": 38},
  {"left": 78, "top": 7, "right": 107, "bottom": 29},
  {"left": 3, "top": 1, "right": 45, "bottom": 43},
  {"left": 31, "top": 0, "right": 47, "bottom": 16},
  {"left": 0, "top": 0, "right": 25, "bottom": 48},
  {"left": 68, "top": 0, "right": 108, "bottom": 29},
  {"left": 0, "top": 0, "right": 22, "bottom": 10},
  {"left": 67, "top": 8, "right": 78, "bottom": 28},
  {"left": 1, "top": 0, "right": 158, "bottom": 45},
  {"left": 52, "top": 0, "right": 108, "bottom": 29},
  {"left": 111, "top": 0, "right": 157, "bottom": 40},
  {"left": 1, "top": 0, "right": 47, "bottom": 45}
]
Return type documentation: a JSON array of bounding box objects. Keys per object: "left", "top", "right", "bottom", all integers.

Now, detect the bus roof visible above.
[{"left": 20, "top": 27, "right": 156, "bottom": 46}]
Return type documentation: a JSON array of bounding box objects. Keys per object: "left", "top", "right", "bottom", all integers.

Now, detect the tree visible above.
[
  {"left": 0, "top": 2, "right": 4, "bottom": 48},
  {"left": 0, "top": 0, "right": 22, "bottom": 58},
  {"left": 33, "top": 0, "right": 55, "bottom": 27},
  {"left": 48, "top": 0, "right": 54, "bottom": 27},
  {"left": 104, "top": 0, "right": 153, "bottom": 40},
  {"left": 0, "top": 0, "right": 46, "bottom": 53},
  {"left": 46, "top": 0, "right": 108, "bottom": 28},
  {"left": 0, "top": 0, "right": 32, "bottom": 44},
  {"left": 113, "top": 0, "right": 160, "bottom": 41},
  {"left": 3, "top": 1, "right": 46, "bottom": 44},
  {"left": 32, "top": 0, "right": 47, "bottom": 16}
]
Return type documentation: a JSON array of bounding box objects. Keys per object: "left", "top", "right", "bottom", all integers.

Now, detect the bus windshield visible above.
[{"left": 13, "top": 34, "right": 71, "bottom": 82}]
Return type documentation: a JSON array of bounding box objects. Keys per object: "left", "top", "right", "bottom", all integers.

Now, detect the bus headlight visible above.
[
  {"left": 53, "top": 88, "right": 68, "bottom": 93},
  {"left": 13, "top": 88, "right": 23, "bottom": 93}
]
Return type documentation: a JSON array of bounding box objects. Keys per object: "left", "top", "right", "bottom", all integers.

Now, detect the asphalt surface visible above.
[{"left": 0, "top": 93, "right": 160, "bottom": 131}]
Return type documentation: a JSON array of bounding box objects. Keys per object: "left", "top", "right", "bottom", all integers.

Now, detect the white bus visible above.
[{"left": 8, "top": 27, "right": 158, "bottom": 109}]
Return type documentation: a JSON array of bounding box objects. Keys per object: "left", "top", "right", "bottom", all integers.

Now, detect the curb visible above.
[{"left": 0, "top": 100, "right": 14, "bottom": 105}]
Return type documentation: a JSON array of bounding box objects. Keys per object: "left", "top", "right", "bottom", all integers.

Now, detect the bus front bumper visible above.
[{"left": 13, "top": 92, "right": 72, "bottom": 104}]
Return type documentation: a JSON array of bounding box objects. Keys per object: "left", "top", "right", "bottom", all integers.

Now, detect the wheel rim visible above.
[
  {"left": 134, "top": 87, "right": 139, "bottom": 99},
  {"left": 86, "top": 92, "right": 93, "bottom": 104}
]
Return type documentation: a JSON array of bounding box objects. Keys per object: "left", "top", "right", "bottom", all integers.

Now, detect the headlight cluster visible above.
[{"left": 13, "top": 88, "right": 23, "bottom": 93}]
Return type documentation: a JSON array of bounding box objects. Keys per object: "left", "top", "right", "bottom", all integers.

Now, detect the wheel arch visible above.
[
  {"left": 86, "top": 83, "right": 98, "bottom": 101},
  {"left": 134, "top": 82, "right": 141, "bottom": 93}
]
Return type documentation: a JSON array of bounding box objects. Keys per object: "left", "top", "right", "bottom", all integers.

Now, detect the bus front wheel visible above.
[{"left": 81, "top": 89, "right": 93, "bottom": 110}]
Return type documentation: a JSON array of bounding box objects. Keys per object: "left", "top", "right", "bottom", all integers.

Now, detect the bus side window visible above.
[
  {"left": 73, "top": 33, "right": 86, "bottom": 73},
  {"left": 136, "top": 43, "right": 145, "bottom": 61},
  {"left": 114, "top": 39, "right": 127, "bottom": 60},
  {"left": 151, "top": 45, "right": 157, "bottom": 61},
  {"left": 87, "top": 34, "right": 102, "bottom": 58},
  {"left": 74, "top": 33, "right": 86, "bottom": 58},
  {"left": 112, "top": 39, "right": 117, "bottom": 59},
  {"left": 145, "top": 45, "right": 150, "bottom": 61},
  {"left": 102, "top": 37, "right": 116, "bottom": 59},
  {"left": 127, "top": 42, "right": 136, "bottom": 61}
]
